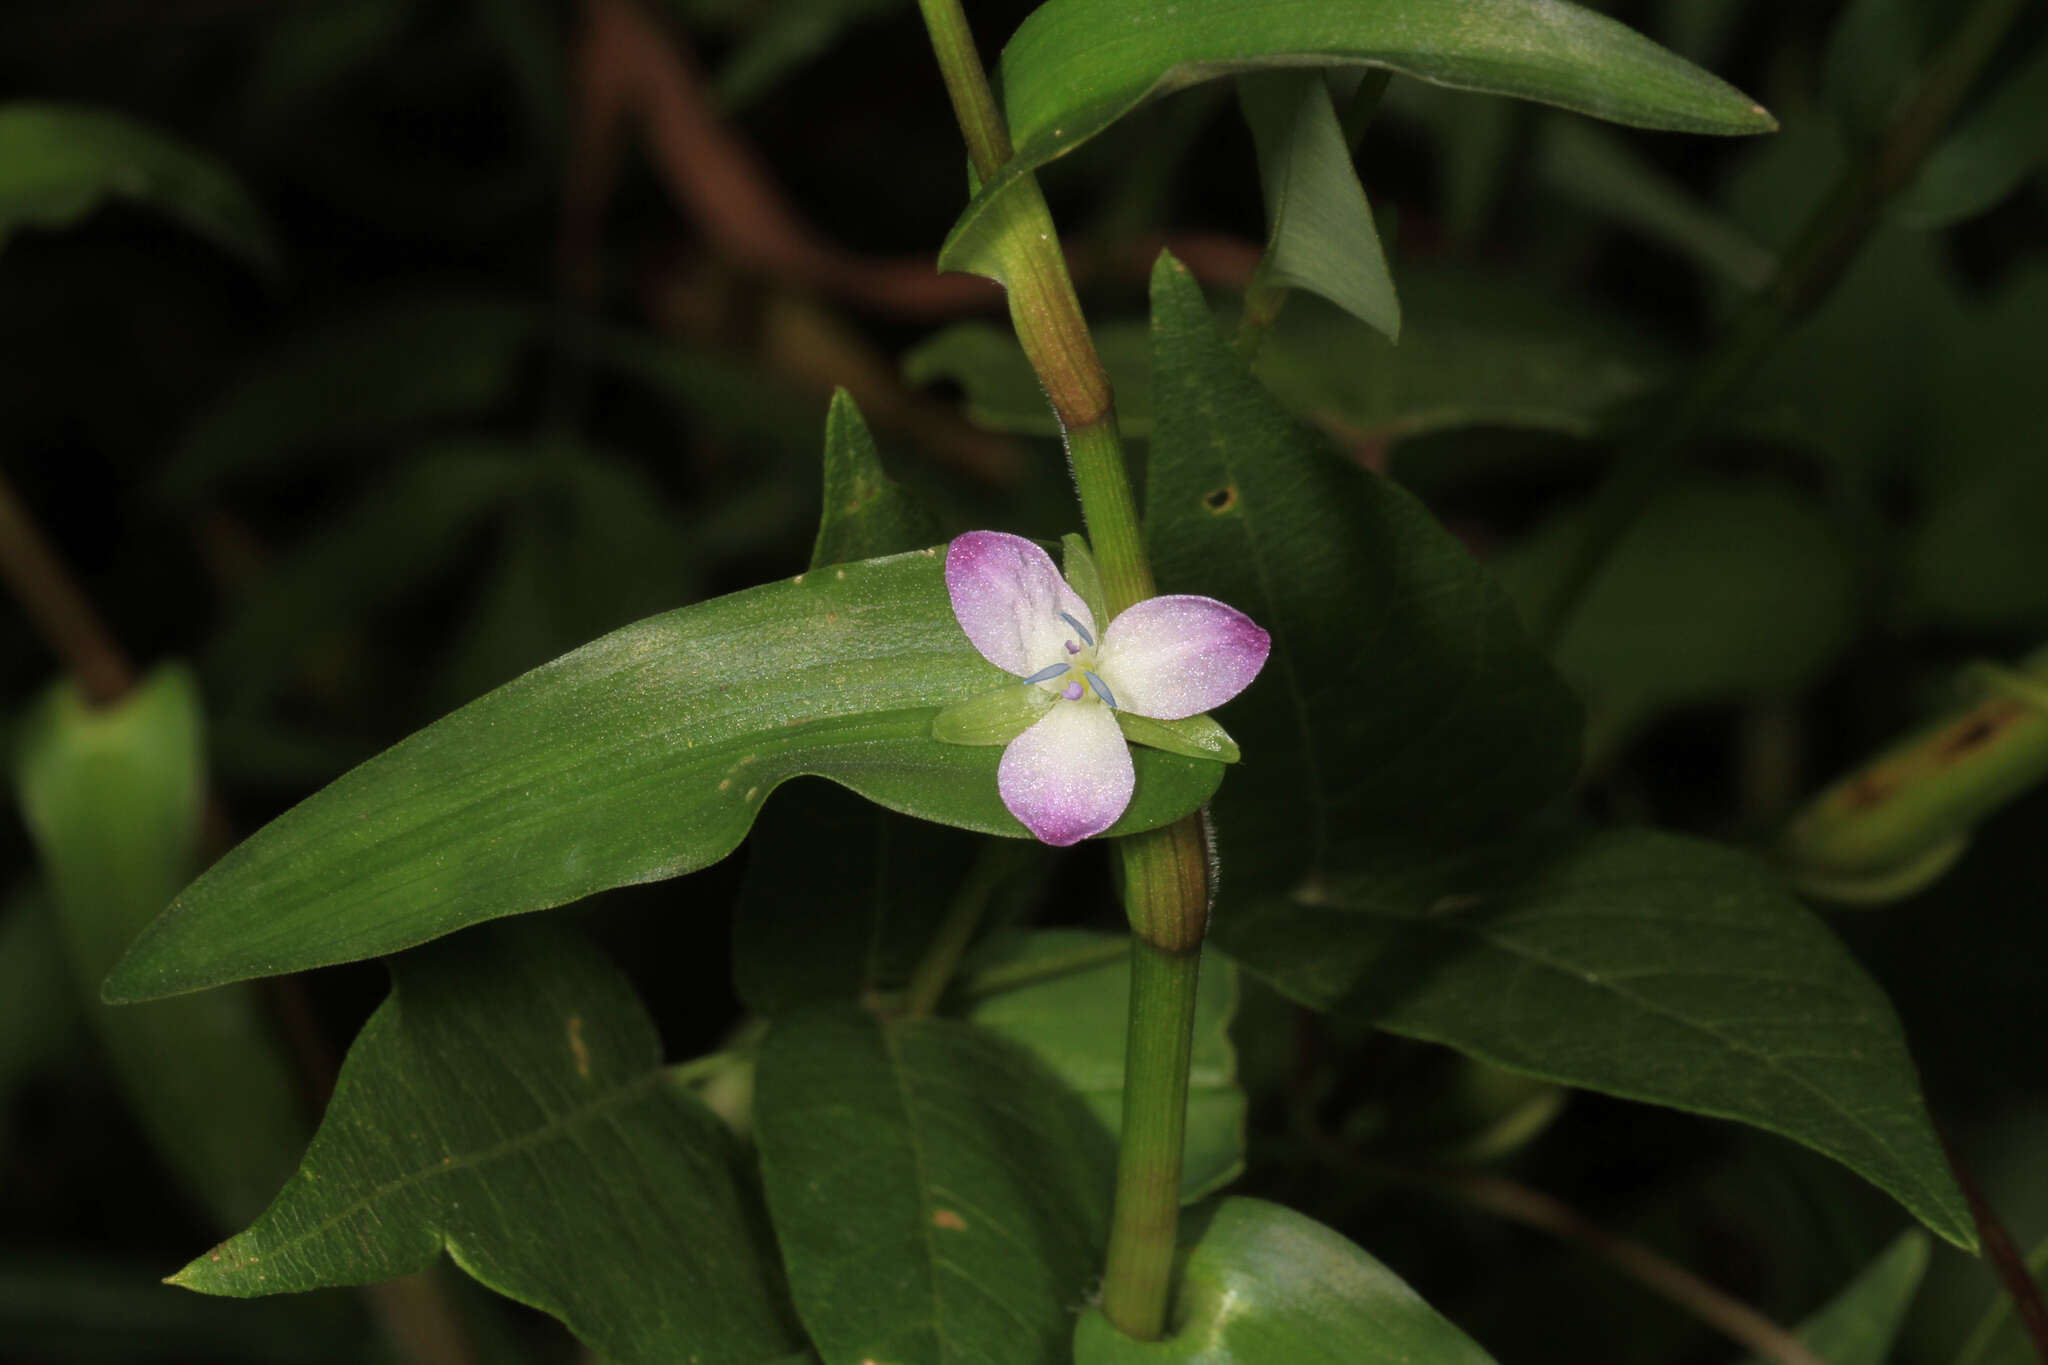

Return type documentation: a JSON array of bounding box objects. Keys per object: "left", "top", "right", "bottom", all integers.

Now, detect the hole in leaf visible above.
[{"left": 1203, "top": 486, "right": 1237, "bottom": 513}]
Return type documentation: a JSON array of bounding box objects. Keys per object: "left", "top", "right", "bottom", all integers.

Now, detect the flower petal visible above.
[
  {"left": 1096, "top": 595, "right": 1271, "bottom": 720},
  {"left": 997, "top": 703, "right": 1134, "bottom": 846},
  {"left": 946, "top": 531, "right": 1096, "bottom": 677}
]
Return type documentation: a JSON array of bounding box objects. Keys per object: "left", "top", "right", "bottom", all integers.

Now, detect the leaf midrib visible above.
[{"left": 191, "top": 1069, "right": 667, "bottom": 1277}]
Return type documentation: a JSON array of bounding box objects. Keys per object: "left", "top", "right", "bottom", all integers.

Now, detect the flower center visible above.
[{"left": 1020, "top": 612, "right": 1117, "bottom": 708}]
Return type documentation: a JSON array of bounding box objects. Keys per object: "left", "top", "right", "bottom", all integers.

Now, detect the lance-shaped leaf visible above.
[
  {"left": 810, "top": 388, "right": 942, "bottom": 568},
  {"left": 0, "top": 102, "right": 279, "bottom": 272},
  {"left": 1220, "top": 828, "right": 1974, "bottom": 1250},
  {"left": 734, "top": 394, "right": 1031, "bottom": 1018},
  {"left": 15, "top": 668, "right": 305, "bottom": 1229},
  {"left": 1072, "top": 1198, "right": 1497, "bottom": 1364},
  {"left": 1143, "top": 253, "right": 1582, "bottom": 893},
  {"left": 106, "top": 551, "right": 1223, "bottom": 1003},
  {"left": 172, "top": 926, "right": 806, "bottom": 1365},
  {"left": 1239, "top": 71, "right": 1400, "bottom": 341},
  {"left": 908, "top": 271, "right": 1669, "bottom": 443},
  {"left": 963, "top": 930, "right": 1245, "bottom": 1203},
  {"left": 942, "top": 0, "right": 1773, "bottom": 287},
  {"left": 754, "top": 1007, "right": 1116, "bottom": 1365}
]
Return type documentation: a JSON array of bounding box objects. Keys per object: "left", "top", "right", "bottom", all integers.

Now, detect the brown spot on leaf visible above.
[
  {"left": 1936, "top": 700, "right": 2022, "bottom": 764},
  {"left": 1203, "top": 486, "right": 1237, "bottom": 513},
  {"left": 931, "top": 1209, "right": 967, "bottom": 1231}
]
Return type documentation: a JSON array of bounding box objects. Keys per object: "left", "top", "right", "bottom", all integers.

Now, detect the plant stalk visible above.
[
  {"left": 912, "top": 0, "right": 1207, "bottom": 1337},
  {"left": 1534, "top": 0, "right": 2034, "bottom": 646},
  {"left": 0, "top": 469, "right": 135, "bottom": 706}
]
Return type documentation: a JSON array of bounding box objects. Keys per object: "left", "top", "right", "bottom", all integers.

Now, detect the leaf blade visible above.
[
  {"left": 963, "top": 930, "right": 1245, "bottom": 1202},
  {"left": 754, "top": 1007, "right": 1117, "bottom": 1365},
  {"left": 1239, "top": 72, "right": 1401, "bottom": 340},
  {"left": 173, "top": 926, "right": 805, "bottom": 1365},
  {"left": 1221, "top": 828, "right": 1976, "bottom": 1250},
  {"left": 106, "top": 552, "right": 1222, "bottom": 1002},
  {"left": 15, "top": 668, "right": 306, "bottom": 1229},
  {"left": 1143, "top": 253, "right": 1582, "bottom": 892},
  {"left": 1073, "top": 1197, "right": 1498, "bottom": 1364}
]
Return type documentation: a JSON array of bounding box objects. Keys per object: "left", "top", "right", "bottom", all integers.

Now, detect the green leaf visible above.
[
  {"left": 1735, "top": 1232, "right": 1928, "bottom": 1365},
  {"left": 1238, "top": 72, "right": 1400, "bottom": 341},
  {"left": 172, "top": 926, "right": 805, "bottom": 1365},
  {"left": 15, "top": 668, "right": 305, "bottom": 1228},
  {"left": 908, "top": 270, "right": 1669, "bottom": 443},
  {"left": 1495, "top": 478, "right": 1858, "bottom": 728},
  {"left": 1218, "top": 827, "right": 1976, "bottom": 1250},
  {"left": 753, "top": 1007, "right": 1117, "bottom": 1365},
  {"left": 1535, "top": 115, "right": 1776, "bottom": 288},
  {"left": 963, "top": 930, "right": 1245, "bottom": 1202},
  {"left": 942, "top": 0, "right": 1774, "bottom": 284},
  {"left": 1894, "top": 35, "right": 2048, "bottom": 229},
  {"left": 1255, "top": 269, "right": 1674, "bottom": 441},
  {"left": 107, "top": 551, "right": 1222, "bottom": 1002},
  {"left": 1143, "top": 253, "right": 1582, "bottom": 893},
  {"left": 162, "top": 293, "right": 542, "bottom": 499},
  {"left": 997, "top": 0, "right": 1774, "bottom": 163},
  {"left": 0, "top": 103, "right": 279, "bottom": 273},
  {"left": 811, "top": 389, "right": 943, "bottom": 567},
  {"left": 1072, "top": 1197, "right": 1497, "bottom": 1364}
]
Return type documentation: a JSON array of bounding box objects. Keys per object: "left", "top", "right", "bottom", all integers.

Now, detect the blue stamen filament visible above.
[
  {"left": 1084, "top": 670, "right": 1118, "bottom": 709},
  {"left": 1023, "top": 662, "right": 1071, "bottom": 685},
  {"left": 1059, "top": 611, "right": 1095, "bottom": 648}
]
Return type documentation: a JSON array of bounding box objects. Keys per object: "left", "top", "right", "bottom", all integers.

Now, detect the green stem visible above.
[
  {"left": 1100, "top": 818, "right": 1211, "bottom": 1336},
  {"left": 1101, "top": 935, "right": 1202, "bottom": 1337},
  {"left": 912, "top": 0, "right": 1208, "bottom": 1338},
  {"left": 0, "top": 469, "right": 135, "bottom": 706},
  {"left": 1533, "top": 0, "right": 2033, "bottom": 647}
]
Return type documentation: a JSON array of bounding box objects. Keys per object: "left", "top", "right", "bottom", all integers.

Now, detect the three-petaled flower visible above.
[{"left": 944, "top": 530, "right": 1270, "bottom": 846}]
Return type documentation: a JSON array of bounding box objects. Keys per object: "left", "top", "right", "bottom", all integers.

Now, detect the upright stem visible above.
[
  {"left": 1102, "top": 818, "right": 1210, "bottom": 1336},
  {"left": 912, "top": 0, "right": 1204, "bottom": 1337},
  {"left": 1534, "top": 0, "right": 2033, "bottom": 646}
]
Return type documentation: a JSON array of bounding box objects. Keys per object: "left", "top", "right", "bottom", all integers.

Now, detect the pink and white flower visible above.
[{"left": 944, "top": 531, "right": 1270, "bottom": 846}]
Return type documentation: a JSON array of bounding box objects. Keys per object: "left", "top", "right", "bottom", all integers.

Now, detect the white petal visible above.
[
  {"left": 997, "top": 703, "right": 1134, "bottom": 846},
  {"left": 1095, "top": 595, "right": 1271, "bottom": 720},
  {"left": 946, "top": 531, "right": 1097, "bottom": 677}
]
